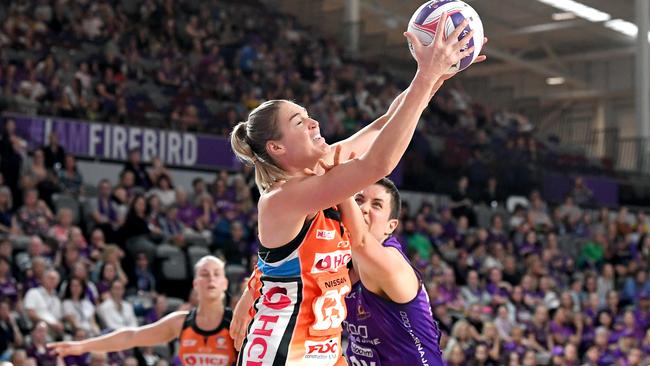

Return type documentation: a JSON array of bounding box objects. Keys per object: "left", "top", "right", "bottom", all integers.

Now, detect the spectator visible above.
[
  {"left": 42, "top": 132, "right": 65, "bottom": 170},
  {"left": 16, "top": 237, "right": 52, "bottom": 281},
  {"left": 189, "top": 178, "right": 207, "bottom": 205},
  {"left": 143, "top": 295, "right": 167, "bottom": 325},
  {"left": 88, "top": 228, "right": 107, "bottom": 262},
  {"left": 62, "top": 277, "right": 100, "bottom": 337},
  {"left": 528, "top": 190, "right": 552, "bottom": 232},
  {"left": 195, "top": 193, "right": 218, "bottom": 233},
  {"left": 0, "top": 187, "right": 14, "bottom": 234},
  {"left": 148, "top": 174, "right": 175, "bottom": 209},
  {"left": 461, "top": 270, "right": 490, "bottom": 306},
  {"left": 90, "top": 180, "right": 121, "bottom": 242},
  {"left": 9, "top": 349, "right": 31, "bottom": 366},
  {"left": 623, "top": 269, "right": 650, "bottom": 305},
  {"left": 133, "top": 252, "right": 155, "bottom": 295},
  {"left": 0, "top": 257, "right": 19, "bottom": 307},
  {"left": 26, "top": 321, "right": 57, "bottom": 366},
  {"left": 25, "top": 149, "right": 47, "bottom": 185},
  {"left": 0, "top": 298, "right": 23, "bottom": 356},
  {"left": 451, "top": 176, "right": 477, "bottom": 227},
  {"left": 95, "top": 263, "right": 122, "bottom": 302},
  {"left": 117, "top": 193, "right": 154, "bottom": 247},
  {"left": 62, "top": 328, "right": 92, "bottom": 366},
  {"left": 47, "top": 208, "right": 75, "bottom": 246},
  {"left": 58, "top": 261, "right": 99, "bottom": 305},
  {"left": 159, "top": 204, "right": 185, "bottom": 247},
  {"left": 479, "top": 176, "right": 504, "bottom": 208},
  {"left": 14, "top": 189, "right": 53, "bottom": 237},
  {"left": 147, "top": 157, "right": 169, "bottom": 187},
  {"left": 56, "top": 154, "right": 83, "bottom": 196},
  {"left": 91, "top": 244, "right": 127, "bottom": 286},
  {"left": 23, "top": 269, "right": 64, "bottom": 336},
  {"left": 570, "top": 176, "right": 594, "bottom": 206},
  {"left": 13, "top": 83, "right": 39, "bottom": 115},
  {"left": 97, "top": 280, "right": 137, "bottom": 331},
  {"left": 217, "top": 221, "right": 251, "bottom": 268},
  {"left": 121, "top": 149, "right": 151, "bottom": 190},
  {"left": 0, "top": 119, "right": 24, "bottom": 205},
  {"left": 175, "top": 188, "right": 197, "bottom": 229},
  {"left": 117, "top": 171, "right": 136, "bottom": 199}
]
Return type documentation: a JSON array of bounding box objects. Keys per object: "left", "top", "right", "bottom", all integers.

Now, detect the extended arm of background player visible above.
[
  {"left": 338, "top": 198, "right": 419, "bottom": 304},
  {"left": 48, "top": 312, "right": 187, "bottom": 356}
]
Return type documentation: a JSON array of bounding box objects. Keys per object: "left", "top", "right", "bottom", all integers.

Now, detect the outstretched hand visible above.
[
  {"left": 429, "top": 37, "right": 489, "bottom": 97},
  {"left": 47, "top": 341, "right": 84, "bottom": 357},
  {"left": 404, "top": 11, "right": 478, "bottom": 80},
  {"left": 303, "top": 145, "right": 357, "bottom": 176}
]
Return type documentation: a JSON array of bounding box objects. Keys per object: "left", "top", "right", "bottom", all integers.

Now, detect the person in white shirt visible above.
[
  {"left": 62, "top": 277, "right": 100, "bottom": 336},
  {"left": 23, "top": 269, "right": 64, "bottom": 335},
  {"left": 97, "top": 280, "right": 137, "bottom": 330}
]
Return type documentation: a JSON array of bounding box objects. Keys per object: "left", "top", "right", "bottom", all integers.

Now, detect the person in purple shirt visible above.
[
  {"left": 0, "top": 257, "right": 19, "bottom": 306},
  {"left": 63, "top": 328, "right": 91, "bottom": 366},
  {"left": 144, "top": 295, "right": 168, "bottom": 325},
  {"left": 26, "top": 321, "right": 57, "bottom": 366},
  {"left": 338, "top": 178, "right": 444, "bottom": 366},
  {"left": 175, "top": 189, "right": 199, "bottom": 228}
]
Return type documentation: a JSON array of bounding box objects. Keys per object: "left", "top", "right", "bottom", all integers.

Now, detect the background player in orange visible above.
[
  {"left": 229, "top": 12, "right": 484, "bottom": 365},
  {"left": 47, "top": 256, "right": 236, "bottom": 366}
]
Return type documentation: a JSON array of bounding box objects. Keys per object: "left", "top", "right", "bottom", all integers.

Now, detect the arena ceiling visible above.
[{"left": 270, "top": 0, "right": 643, "bottom": 103}]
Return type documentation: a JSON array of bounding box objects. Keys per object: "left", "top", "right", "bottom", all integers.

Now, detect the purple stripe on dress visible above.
[
  {"left": 414, "top": 0, "right": 458, "bottom": 25},
  {"left": 449, "top": 11, "right": 475, "bottom": 70}
]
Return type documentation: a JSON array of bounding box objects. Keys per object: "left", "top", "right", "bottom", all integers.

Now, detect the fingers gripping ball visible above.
[{"left": 407, "top": 0, "right": 484, "bottom": 74}]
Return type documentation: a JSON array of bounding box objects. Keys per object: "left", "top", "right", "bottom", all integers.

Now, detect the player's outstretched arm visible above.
[
  {"left": 47, "top": 311, "right": 187, "bottom": 356},
  {"left": 269, "top": 15, "right": 478, "bottom": 231}
]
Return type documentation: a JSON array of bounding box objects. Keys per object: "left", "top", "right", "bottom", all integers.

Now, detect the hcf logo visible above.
[
  {"left": 312, "top": 250, "right": 352, "bottom": 273},
  {"left": 262, "top": 286, "right": 292, "bottom": 310}
]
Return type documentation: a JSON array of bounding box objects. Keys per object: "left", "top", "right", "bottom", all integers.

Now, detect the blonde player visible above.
[
  {"left": 229, "top": 12, "right": 484, "bottom": 365},
  {"left": 48, "top": 256, "right": 237, "bottom": 366}
]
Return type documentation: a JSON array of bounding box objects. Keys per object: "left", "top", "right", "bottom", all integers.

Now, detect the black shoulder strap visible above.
[
  {"left": 222, "top": 308, "right": 233, "bottom": 328},
  {"left": 181, "top": 308, "right": 196, "bottom": 330}
]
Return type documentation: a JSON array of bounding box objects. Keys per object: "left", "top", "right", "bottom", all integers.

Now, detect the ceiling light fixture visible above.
[
  {"left": 536, "top": 0, "right": 650, "bottom": 42},
  {"left": 535, "top": 0, "right": 610, "bottom": 22},
  {"left": 551, "top": 12, "right": 577, "bottom": 21},
  {"left": 546, "top": 76, "right": 566, "bottom": 85}
]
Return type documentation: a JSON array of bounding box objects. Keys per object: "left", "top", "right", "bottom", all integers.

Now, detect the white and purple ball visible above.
[{"left": 407, "top": 0, "right": 484, "bottom": 74}]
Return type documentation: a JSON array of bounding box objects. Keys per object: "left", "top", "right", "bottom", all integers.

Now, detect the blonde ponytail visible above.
[{"left": 230, "top": 100, "right": 289, "bottom": 193}]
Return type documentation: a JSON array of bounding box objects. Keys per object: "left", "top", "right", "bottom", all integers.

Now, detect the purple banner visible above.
[
  {"left": 4, "top": 114, "right": 240, "bottom": 170},
  {"left": 542, "top": 172, "right": 619, "bottom": 207}
]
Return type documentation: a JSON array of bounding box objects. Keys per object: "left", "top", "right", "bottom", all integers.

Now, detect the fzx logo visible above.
[{"left": 305, "top": 338, "right": 339, "bottom": 360}]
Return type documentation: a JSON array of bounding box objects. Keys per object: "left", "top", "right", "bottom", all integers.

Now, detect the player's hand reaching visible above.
[
  {"left": 404, "top": 11, "right": 484, "bottom": 81},
  {"left": 429, "top": 37, "right": 488, "bottom": 96},
  {"left": 47, "top": 341, "right": 84, "bottom": 357},
  {"left": 303, "top": 145, "right": 357, "bottom": 176}
]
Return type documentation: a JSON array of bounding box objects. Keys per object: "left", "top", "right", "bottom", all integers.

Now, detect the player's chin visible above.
[{"left": 318, "top": 140, "right": 331, "bottom": 154}]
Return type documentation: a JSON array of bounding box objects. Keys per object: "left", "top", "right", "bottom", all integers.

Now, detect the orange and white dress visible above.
[
  {"left": 178, "top": 308, "right": 237, "bottom": 366},
  {"left": 239, "top": 208, "right": 352, "bottom": 365}
]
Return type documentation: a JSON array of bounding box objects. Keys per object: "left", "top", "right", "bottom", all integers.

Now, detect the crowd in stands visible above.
[
  {"left": 0, "top": 1, "right": 646, "bottom": 366},
  {"left": 0, "top": 0, "right": 614, "bottom": 200},
  {"left": 0, "top": 122, "right": 261, "bottom": 365}
]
